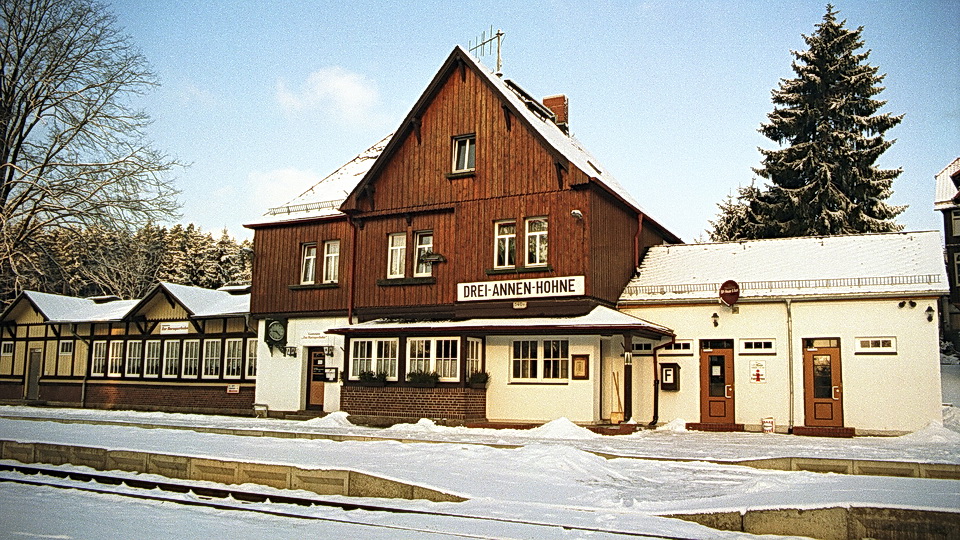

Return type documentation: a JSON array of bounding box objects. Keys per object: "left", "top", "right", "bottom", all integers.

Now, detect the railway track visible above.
[{"left": 0, "top": 462, "right": 698, "bottom": 540}]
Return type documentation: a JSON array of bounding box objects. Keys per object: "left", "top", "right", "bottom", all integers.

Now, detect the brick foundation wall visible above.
[
  {"left": 39, "top": 382, "right": 82, "bottom": 404},
  {"left": 341, "top": 386, "right": 486, "bottom": 421},
  {"left": 83, "top": 383, "right": 254, "bottom": 415},
  {"left": 0, "top": 381, "right": 23, "bottom": 400}
]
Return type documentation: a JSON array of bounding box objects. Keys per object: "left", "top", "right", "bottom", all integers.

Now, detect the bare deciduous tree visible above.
[{"left": 0, "top": 0, "right": 180, "bottom": 301}]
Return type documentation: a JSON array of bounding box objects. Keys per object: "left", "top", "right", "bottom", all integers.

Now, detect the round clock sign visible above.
[
  {"left": 719, "top": 280, "right": 740, "bottom": 307},
  {"left": 267, "top": 320, "right": 286, "bottom": 343}
]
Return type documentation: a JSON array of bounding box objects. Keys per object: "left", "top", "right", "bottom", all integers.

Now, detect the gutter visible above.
[{"left": 649, "top": 335, "right": 676, "bottom": 427}]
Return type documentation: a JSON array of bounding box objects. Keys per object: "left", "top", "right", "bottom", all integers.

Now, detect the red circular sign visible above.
[{"left": 719, "top": 280, "right": 740, "bottom": 306}]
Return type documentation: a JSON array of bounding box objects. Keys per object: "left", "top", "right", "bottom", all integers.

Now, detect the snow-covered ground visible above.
[{"left": 0, "top": 365, "right": 957, "bottom": 539}]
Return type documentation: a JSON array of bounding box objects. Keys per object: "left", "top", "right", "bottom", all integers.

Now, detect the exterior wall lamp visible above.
[
  {"left": 926, "top": 306, "right": 935, "bottom": 322},
  {"left": 324, "top": 345, "right": 335, "bottom": 358},
  {"left": 711, "top": 313, "right": 719, "bottom": 327},
  {"left": 284, "top": 346, "right": 298, "bottom": 357}
]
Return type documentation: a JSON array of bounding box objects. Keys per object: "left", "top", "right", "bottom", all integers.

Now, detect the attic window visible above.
[{"left": 452, "top": 134, "right": 476, "bottom": 173}]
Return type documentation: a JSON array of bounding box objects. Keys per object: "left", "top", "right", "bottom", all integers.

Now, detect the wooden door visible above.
[
  {"left": 26, "top": 348, "right": 41, "bottom": 400},
  {"left": 803, "top": 338, "right": 843, "bottom": 427},
  {"left": 699, "top": 340, "right": 734, "bottom": 424},
  {"left": 307, "top": 348, "right": 326, "bottom": 410}
]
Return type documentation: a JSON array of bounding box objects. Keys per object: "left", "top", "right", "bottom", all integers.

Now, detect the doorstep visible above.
[
  {"left": 685, "top": 422, "right": 745, "bottom": 432},
  {"left": 792, "top": 426, "right": 855, "bottom": 438}
]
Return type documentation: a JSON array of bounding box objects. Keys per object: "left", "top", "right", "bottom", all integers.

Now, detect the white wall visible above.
[
  {"left": 622, "top": 296, "right": 943, "bottom": 434},
  {"left": 253, "top": 316, "right": 348, "bottom": 413}
]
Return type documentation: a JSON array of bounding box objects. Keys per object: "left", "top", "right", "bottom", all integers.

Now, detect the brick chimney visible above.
[{"left": 542, "top": 94, "right": 569, "bottom": 132}]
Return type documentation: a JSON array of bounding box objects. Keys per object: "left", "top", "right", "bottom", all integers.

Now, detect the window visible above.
[
  {"left": 162, "top": 341, "right": 180, "bottom": 377},
  {"left": 246, "top": 338, "right": 257, "bottom": 378},
  {"left": 855, "top": 337, "right": 897, "bottom": 354},
  {"left": 955, "top": 253, "right": 960, "bottom": 287},
  {"left": 224, "top": 339, "right": 243, "bottom": 378},
  {"left": 322, "top": 240, "right": 340, "bottom": 283},
  {"left": 740, "top": 339, "right": 776, "bottom": 355},
  {"left": 542, "top": 340, "right": 569, "bottom": 379},
  {"left": 407, "top": 337, "right": 459, "bottom": 380},
  {"left": 125, "top": 341, "right": 143, "bottom": 376},
  {"left": 182, "top": 340, "right": 200, "bottom": 378},
  {"left": 108, "top": 341, "right": 124, "bottom": 377},
  {"left": 387, "top": 233, "right": 406, "bottom": 279},
  {"left": 203, "top": 340, "right": 222, "bottom": 378},
  {"left": 414, "top": 231, "right": 434, "bottom": 277},
  {"left": 91, "top": 341, "right": 107, "bottom": 376},
  {"left": 58, "top": 341, "right": 74, "bottom": 356},
  {"left": 632, "top": 342, "right": 654, "bottom": 355},
  {"left": 952, "top": 210, "right": 960, "bottom": 237},
  {"left": 0, "top": 342, "right": 12, "bottom": 356},
  {"left": 525, "top": 217, "right": 548, "bottom": 266},
  {"left": 144, "top": 340, "right": 161, "bottom": 377},
  {"left": 467, "top": 338, "right": 482, "bottom": 376},
  {"left": 661, "top": 340, "right": 693, "bottom": 355},
  {"left": 300, "top": 243, "right": 317, "bottom": 284},
  {"left": 512, "top": 340, "right": 539, "bottom": 380},
  {"left": 349, "top": 338, "right": 398, "bottom": 380},
  {"left": 452, "top": 134, "right": 476, "bottom": 172},
  {"left": 494, "top": 221, "right": 516, "bottom": 268}
]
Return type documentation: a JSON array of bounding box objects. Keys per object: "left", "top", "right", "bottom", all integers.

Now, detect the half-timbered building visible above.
[
  {"left": 0, "top": 283, "right": 257, "bottom": 414},
  {"left": 246, "top": 46, "right": 680, "bottom": 423}
]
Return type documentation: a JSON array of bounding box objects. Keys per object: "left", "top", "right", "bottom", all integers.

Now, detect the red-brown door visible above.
[
  {"left": 307, "top": 348, "right": 326, "bottom": 410},
  {"left": 803, "top": 338, "right": 843, "bottom": 427},
  {"left": 700, "top": 340, "right": 735, "bottom": 424}
]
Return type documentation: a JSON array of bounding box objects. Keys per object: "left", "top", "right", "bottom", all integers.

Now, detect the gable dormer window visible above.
[{"left": 452, "top": 134, "right": 476, "bottom": 173}]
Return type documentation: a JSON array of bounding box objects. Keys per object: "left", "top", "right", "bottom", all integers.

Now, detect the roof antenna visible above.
[{"left": 468, "top": 26, "right": 505, "bottom": 76}]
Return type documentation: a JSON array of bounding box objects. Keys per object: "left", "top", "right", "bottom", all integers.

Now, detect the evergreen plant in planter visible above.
[
  {"left": 406, "top": 370, "right": 440, "bottom": 387},
  {"left": 358, "top": 370, "right": 388, "bottom": 386},
  {"left": 468, "top": 371, "right": 490, "bottom": 389}
]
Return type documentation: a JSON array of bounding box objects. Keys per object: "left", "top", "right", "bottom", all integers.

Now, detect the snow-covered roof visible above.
[
  {"left": 154, "top": 282, "right": 250, "bottom": 318},
  {"left": 11, "top": 291, "right": 138, "bottom": 323},
  {"left": 934, "top": 157, "right": 960, "bottom": 211},
  {"left": 329, "top": 305, "right": 672, "bottom": 338},
  {"left": 244, "top": 134, "right": 392, "bottom": 227},
  {"left": 620, "top": 231, "right": 948, "bottom": 303}
]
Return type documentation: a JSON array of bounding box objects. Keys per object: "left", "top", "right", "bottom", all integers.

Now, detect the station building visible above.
[
  {"left": 246, "top": 46, "right": 948, "bottom": 435},
  {"left": 0, "top": 282, "right": 257, "bottom": 414}
]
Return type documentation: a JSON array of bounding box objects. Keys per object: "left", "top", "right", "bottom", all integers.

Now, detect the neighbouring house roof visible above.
[
  {"left": 245, "top": 133, "right": 392, "bottom": 227},
  {"left": 934, "top": 157, "right": 960, "bottom": 211},
  {"left": 327, "top": 305, "right": 673, "bottom": 340},
  {"left": 1, "top": 291, "right": 138, "bottom": 323},
  {"left": 620, "top": 231, "right": 949, "bottom": 304},
  {"left": 135, "top": 282, "right": 250, "bottom": 319}
]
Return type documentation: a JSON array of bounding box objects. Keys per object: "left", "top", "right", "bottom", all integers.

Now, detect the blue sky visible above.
[{"left": 110, "top": 0, "right": 959, "bottom": 242}]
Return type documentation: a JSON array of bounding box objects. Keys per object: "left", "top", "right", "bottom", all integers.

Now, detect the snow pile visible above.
[
  {"left": 299, "top": 411, "right": 353, "bottom": 428},
  {"left": 941, "top": 353, "right": 959, "bottom": 365},
  {"left": 943, "top": 405, "right": 960, "bottom": 433},
  {"left": 384, "top": 418, "right": 444, "bottom": 433},
  {"left": 896, "top": 419, "right": 960, "bottom": 445},
  {"left": 526, "top": 417, "right": 600, "bottom": 440},
  {"left": 655, "top": 418, "right": 688, "bottom": 432}
]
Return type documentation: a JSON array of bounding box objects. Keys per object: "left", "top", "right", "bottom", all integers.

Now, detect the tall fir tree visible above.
[{"left": 710, "top": 5, "right": 904, "bottom": 240}]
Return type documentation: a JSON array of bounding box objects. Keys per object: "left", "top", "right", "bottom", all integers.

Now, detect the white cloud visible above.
[
  {"left": 275, "top": 66, "right": 381, "bottom": 124},
  {"left": 177, "top": 82, "right": 217, "bottom": 107},
  {"left": 247, "top": 167, "right": 323, "bottom": 211}
]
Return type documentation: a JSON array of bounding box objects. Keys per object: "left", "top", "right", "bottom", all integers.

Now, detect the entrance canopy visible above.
[{"left": 328, "top": 306, "right": 673, "bottom": 341}]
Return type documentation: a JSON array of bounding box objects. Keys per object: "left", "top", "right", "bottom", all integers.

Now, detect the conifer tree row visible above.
[{"left": 709, "top": 5, "right": 904, "bottom": 241}]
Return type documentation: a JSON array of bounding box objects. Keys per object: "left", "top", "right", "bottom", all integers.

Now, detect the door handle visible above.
[
  {"left": 832, "top": 386, "right": 840, "bottom": 400},
  {"left": 725, "top": 385, "right": 733, "bottom": 399}
]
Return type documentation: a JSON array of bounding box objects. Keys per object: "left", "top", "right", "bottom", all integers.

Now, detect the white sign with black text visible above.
[{"left": 458, "top": 275, "right": 585, "bottom": 302}]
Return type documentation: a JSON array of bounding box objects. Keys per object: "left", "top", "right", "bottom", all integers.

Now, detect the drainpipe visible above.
[
  {"left": 649, "top": 335, "right": 676, "bottom": 427},
  {"left": 785, "top": 299, "right": 795, "bottom": 432},
  {"left": 347, "top": 218, "right": 359, "bottom": 325}
]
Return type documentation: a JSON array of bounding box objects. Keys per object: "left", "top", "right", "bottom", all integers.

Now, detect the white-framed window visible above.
[
  {"left": 525, "top": 217, "right": 548, "bottom": 267},
  {"left": 182, "top": 339, "right": 200, "bottom": 378},
  {"left": 452, "top": 134, "right": 476, "bottom": 172},
  {"left": 108, "top": 341, "right": 124, "bottom": 377},
  {"left": 952, "top": 209, "right": 960, "bottom": 237},
  {"left": 954, "top": 253, "right": 960, "bottom": 287},
  {"left": 322, "top": 240, "right": 340, "bottom": 284},
  {"left": 246, "top": 338, "right": 257, "bottom": 378},
  {"left": 414, "top": 231, "right": 434, "bottom": 277},
  {"left": 512, "top": 340, "right": 538, "bottom": 380},
  {"left": 740, "top": 339, "right": 776, "bottom": 355},
  {"left": 466, "top": 338, "right": 482, "bottom": 376},
  {"left": 349, "top": 338, "right": 398, "bottom": 380},
  {"left": 387, "top": 233, "right": 406, "bottom": 279},
  {"left": 162, "top": 340, "right": 181, "bottom": 378},
  {"left": 855, "top": 337, "right": 897, "bottom": 354},
  {"left": 300, "top": 243, "right": 317, "bottom": 285},
  {"left": 407, "top": 337, "right": 459, "bottom": 380},
  {"left": 631, "top": 342, "right": 654, "bottom": 355},
  {"left": 58, "top": 341, "right": 74, "bottom": 356},
  {"left": 224, "top": 338, "right": 243, "bottom": 378},
  {"left": 91, "top": 341, "right": 107, "bottom": 376},
  {"left": 144, "top": 340, "right": 161, "bottom": 377},
  {"left": 494, "top": 221, "right": 516, "bottom": 268},
  {"left": 125, "top": 341, "right": 143, "bottom": 376},
  {"left": 660, "top": 340, "right": 693, "bottom": 356},
  {"left": 0, "top": 341, "right": 12, "bottom": 356},
  {"left": 202, "top": 339, "right": 222, "bottom": 378},
  {"left": 542, "top": 339, "right": 569, "bottom": 379}
]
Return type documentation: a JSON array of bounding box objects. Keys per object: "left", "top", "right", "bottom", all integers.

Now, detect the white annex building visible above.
[{"left": 619, "top": 231, "right": 948, "bottom": 436}]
